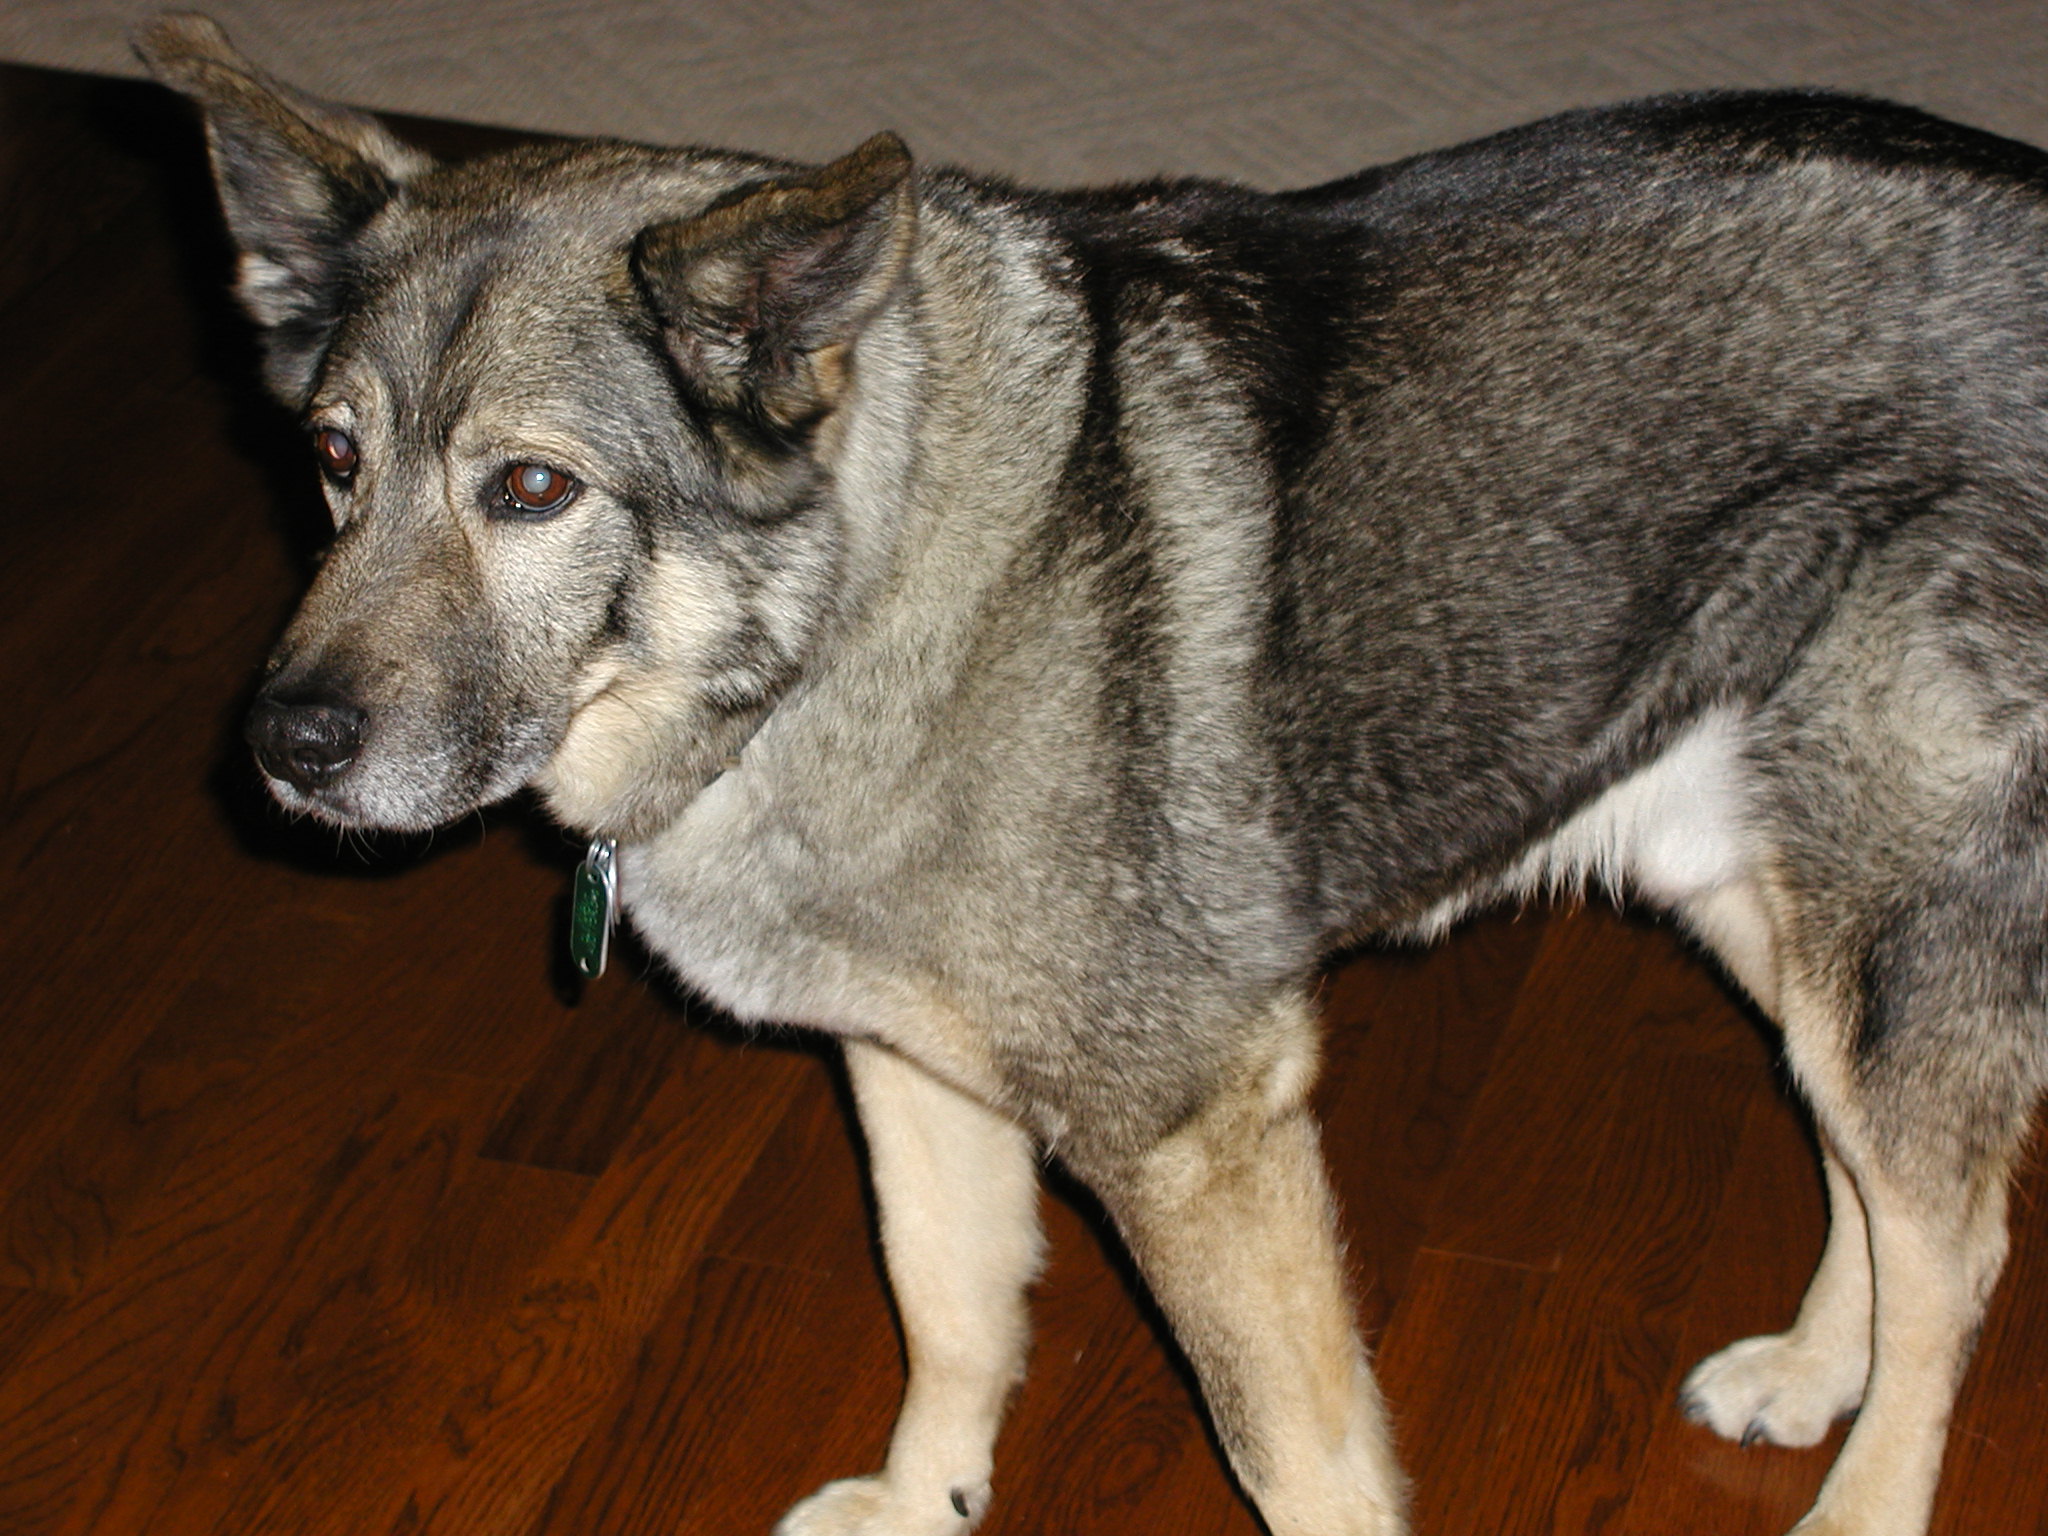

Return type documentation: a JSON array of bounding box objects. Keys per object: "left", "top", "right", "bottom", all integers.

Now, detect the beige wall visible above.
[{"left": 6, "top": 2, "right": 2047, "bottom": 185}]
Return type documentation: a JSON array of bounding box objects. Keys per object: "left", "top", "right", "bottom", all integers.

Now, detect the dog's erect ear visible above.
[
  {"left": 633, "top": 132, "right": 916, "bottom": 430},
  {"left": 135, "top": 13, "right": 433, "bottom": 403}
]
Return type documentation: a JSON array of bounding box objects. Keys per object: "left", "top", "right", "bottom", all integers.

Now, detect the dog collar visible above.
[
  {"left": 566, "top": 738, "right": 756, "bottom": 980},
  {"left": 570, "top": 835, "right": 619, "bottom": 978}
]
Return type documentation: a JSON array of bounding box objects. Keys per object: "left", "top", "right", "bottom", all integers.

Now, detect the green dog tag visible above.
[{"left": 570, "top": 836, "right": 618, "bottom": 979}]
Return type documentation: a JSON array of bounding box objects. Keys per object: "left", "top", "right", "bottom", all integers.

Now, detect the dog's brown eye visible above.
[
  {"left": 500, "top": 463, "right": 578, "bottom": 516},
  {"left": 313, "top": 427, "right": 357, "bottom": 481}
]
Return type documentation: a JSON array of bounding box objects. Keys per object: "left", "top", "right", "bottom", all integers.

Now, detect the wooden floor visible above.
[{"left": 2, "top": 63, "right": 2045, "bottom": 1536}]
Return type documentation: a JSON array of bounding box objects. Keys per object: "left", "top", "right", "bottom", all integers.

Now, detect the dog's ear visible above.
[
  {"left": 135, "top": 13, "right": 433, "bottom": 403},
  {"left": 633, "top": 132, "right": 916, "bottom": 431}
]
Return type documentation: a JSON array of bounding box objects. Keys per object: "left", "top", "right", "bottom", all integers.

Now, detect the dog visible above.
[{"left": 140, "top": 13, "right": 2048, "bottom": 1534}]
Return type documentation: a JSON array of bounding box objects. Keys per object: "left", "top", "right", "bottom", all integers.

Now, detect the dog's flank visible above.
[{"left": 142, "top": 12, "right": 2048, "bottom": 1535}]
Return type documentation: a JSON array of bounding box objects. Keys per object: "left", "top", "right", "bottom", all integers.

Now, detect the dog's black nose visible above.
[{"left": 246, "top": 695, "right": 367, "bottom": 792}]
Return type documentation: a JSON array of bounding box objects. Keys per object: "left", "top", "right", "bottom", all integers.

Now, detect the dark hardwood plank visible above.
[
  {"left": 1373, "top": 1248, "right": 1551, "bottom": 1536},
  {"left": 992, "top": 1191, "right": 1258, "bottom": 1536},
  {"left": 374, "top": 1039, "right": 810, "bottom": 1536},
  {"left": 0, "top": 975, "right": 298, "bottom": 1295},
  {"left": 188, "top": 1152, "right": 592, "bottom": 1536},
  {"left": 479, "top": 981, "right": 694, "bottom": 1177},
  {"left": 0, "top": 1286, "right": 66, "bottom": 1385},
  {"left": 1612, "top": 1083, "right": 1834, "bottom": 1536},
  {"left": 0, "top": 1065, "right": 443, "bottom": 1536},
  {"left": 1930, "top": 1121, "right": 2048, "bottom": 1536},
  {"left": 0, "top": 68, "right": 155, "bottom": 311},
  {"left": 1316, "top": 908, "right": 1548, "bottom": 1332},
  {"left": 1460, "top": 1044, "right": 1753, "bottom": 1536},
  {"left": 1420, "top": 904, "right": 1761, "bottom": 1271},
  {"left": 531, "top": 1070, "right": 893, "bottom": 1535},
  {"left": 48, "top": 1077, "right": 516, "bottom": 1536}
]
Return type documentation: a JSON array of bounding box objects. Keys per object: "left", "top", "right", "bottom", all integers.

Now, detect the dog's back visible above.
[{"left": 1025, "top": 93, "right": 2048, "bottom": 935}]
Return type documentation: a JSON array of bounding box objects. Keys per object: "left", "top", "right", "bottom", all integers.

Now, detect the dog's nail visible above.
[
  {"left": 950, "top": 1487, "right": 971, "bottom": 1518},
  {"left": 1741, "top": 1419, "right": 1769, "bottom": 1448}
]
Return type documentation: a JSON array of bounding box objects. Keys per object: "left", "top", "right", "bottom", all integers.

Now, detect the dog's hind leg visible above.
[
  {"left": 1075, "top": 992, "right": 1407, "bottom": 1536},
  {"left": 777, "top": 1040, "right": 1044, "bottom": 1536},
  {"left": 1686, "top": 883, "right": 2039, "bottom": 1536},
  {"left": 1789, "top": 1161, "right": 2011, "bottom": 1536},
  {"left": 1681, "top": 1132, "right": 1873, "bottom": 1448},
  {"left": 1674, "top": 544, "right": 2048, "bottom": 1535},
  {"left": 1679, "top": 881, "right": 1876, "bottom": 1448},
  {"left": 1772, "top": 956, "right": 2027, "bottom": 1536}
]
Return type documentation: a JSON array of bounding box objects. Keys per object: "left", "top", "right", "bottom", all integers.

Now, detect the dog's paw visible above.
[
  {"left": 1679, "top": 1331, "right": 1866, "bottom": 1449},
  {"left": 774, "top": 1474, "right": 989, "bottom": 1536}
]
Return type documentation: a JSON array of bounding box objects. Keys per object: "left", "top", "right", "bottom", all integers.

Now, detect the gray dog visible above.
[{"left": 142, "top": 13, "right": 2048, "bottom": 1534}]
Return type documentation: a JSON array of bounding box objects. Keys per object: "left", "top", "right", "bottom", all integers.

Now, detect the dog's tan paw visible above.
[
  {"left": 774, "top": 1474, "right": 989, "bottom": 1536},
  {"left": 1680, "top": 1331, "right": 1867, "bottom": 1448}
]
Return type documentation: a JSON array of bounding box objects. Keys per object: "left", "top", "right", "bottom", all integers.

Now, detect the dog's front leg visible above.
[
  {"left": 777, "top": 1040, "right": 1044, "bottom": 1536},
  {"left": 1079, "top": 999, "right": 1408, "bottom": 1536}
]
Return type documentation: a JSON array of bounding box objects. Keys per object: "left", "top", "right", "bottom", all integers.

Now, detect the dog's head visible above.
[{"left": 139, "top": 14, "right": 918, "bottom": 839}]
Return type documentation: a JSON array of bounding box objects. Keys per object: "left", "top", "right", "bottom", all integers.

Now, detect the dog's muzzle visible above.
[{"left": 245, "top": 694, "right": 368, "bottom": 793}]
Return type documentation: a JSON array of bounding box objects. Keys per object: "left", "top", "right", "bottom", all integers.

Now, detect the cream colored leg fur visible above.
[{"left": 777, "top": 1042, "right": 1044, "bottom": 1536}]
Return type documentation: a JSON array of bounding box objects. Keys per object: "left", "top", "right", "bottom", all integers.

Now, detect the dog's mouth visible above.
[
  {"left": 243, "top": 685, "right": 559, "bottom": 834},
  {"left": 243, "top": 643, "right": 726, "bottom": 841}
]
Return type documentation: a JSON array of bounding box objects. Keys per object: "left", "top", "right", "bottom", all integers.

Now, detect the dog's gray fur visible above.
[{"left": 142, "top": 13, "right": 2048, "bottom": 1534}]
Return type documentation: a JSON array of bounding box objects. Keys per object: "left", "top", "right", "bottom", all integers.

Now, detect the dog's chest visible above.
[{"left": 616, "top": 764, "right": 949, "bottom": 1031}]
